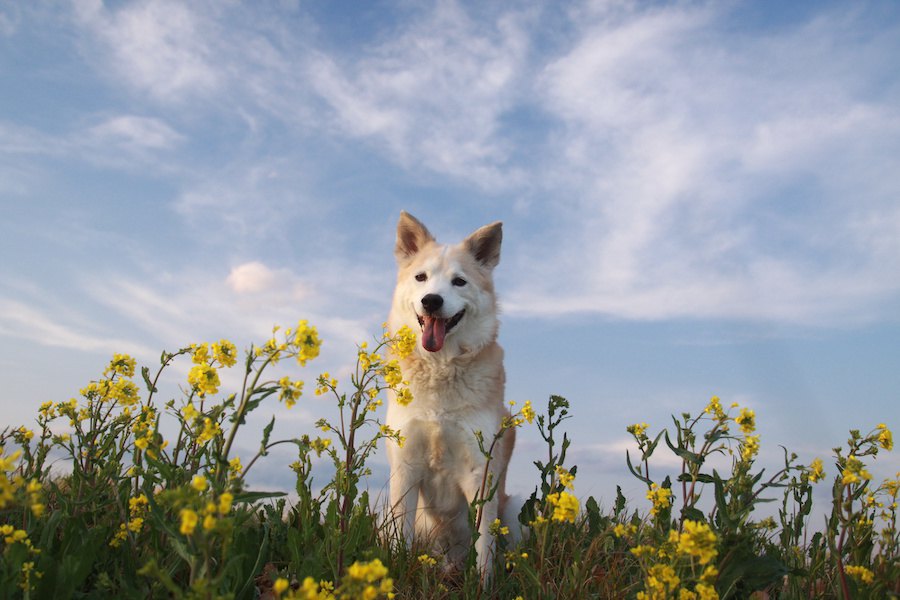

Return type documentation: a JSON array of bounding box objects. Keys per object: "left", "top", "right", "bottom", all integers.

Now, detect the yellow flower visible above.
[
  {"left": 735, "top": 408, "right": 756, "bottom": 434},
  {"left": 807, "top": 458, "right": 826, "bottom": 483},
  {"left": 278, "top": 377, "right": 304, "bottom": 409},
  {"left": 381, "top": 360, "right": 403, "bottom": 388},
  {"left": 105, "top": 353, "right": 136, "bottom": 377},
  {"left": 346, "top": 558, "right": 389, "bottom": 583},
  {"left": 521, "top": 400, "right": 535, "bottom": 424},
  {"left": 179, "top": 509, "right": 198, "bottom": 535},
  {"left": 182, "top": 402, "right": 200, "bottom": 423},
  {"left": 191, "top": 475, "right": 208, "bottom": 492},
  {"left": 197, "top": 418, "right": 222, "bottom": 444},
  {"left": 676, "top": 520, "right": 718, "bottom": 565},
  {"left": 394, "top": 387, "right": 413, "bottom": 406},
  {"left": 293, "top": 320, "right": 322, "bottom": 365},
  {"left": 695, "top": 582, "right": 719, "bottom": 600},
  {"left": 212, "top": 340, "right": 238, "bottom": 367},
  {"left": 273, "top": 577, "right": 290, "bottom": 596},
  {"left": 229, "top": 456, "right": 243, "bottom": 475},
  {"left": 704, "top": 396, "right": 725, "bottom": 419},
  {"left": 876, "top": 424, "right": 893, "bottom": 451},
  {"left": 555, "top": 465, "right": 575, "bottom": 490},
  {"left": 844, "top": 564, "right": 874, "bottom": 584},
  {"left": 489, "top": 518, "right": 509, "bottom": 536},
  {"left": 390, "top": 325, "right": 417, "bottom": 359},
  {"left": 188, "top": 364, "right": 220, "bottom": 397},
  {"left": 310, "top": 437, "right": 332, "bottom": 457},
  {"left": 843, "top": 455, "right": 872, "bottom": 485},
  {"left": 218, "top": 492, "right": 234, "bottom": 515},
  {"left": 640, "top": 564, "right": 680, "bottom": 599},
  {"left": 646, "top": 483, "right": 673, "bottom": 516},
  {"left": 547, "top": 491, "right": 579, "bottom": 523},
  {"left": 417, "top": 554, "right": 437, "bottom": 567},
  {"left": 192, "top": 343, "right": 210, "bottom": 364},
  {"left": 203, "top": 513, "right": 216, "bottom": 531},
  {"left": 741, "top": 434, "right": 760, "bottom": 462},
  {"left": 627, "top": 422, "right": 650, "bottom": 440}
]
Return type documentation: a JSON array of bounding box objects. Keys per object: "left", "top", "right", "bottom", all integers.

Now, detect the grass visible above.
[{"left": 0, "top": 321, "right": 897, "bottom": 599}]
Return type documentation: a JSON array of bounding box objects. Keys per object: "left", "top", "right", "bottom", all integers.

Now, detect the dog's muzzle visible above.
[{"left": 417, "top": 295, "right": 465, "bottom": 352}]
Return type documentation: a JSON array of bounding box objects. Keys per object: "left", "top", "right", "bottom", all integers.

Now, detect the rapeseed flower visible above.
[
  {"left": 191, "top": 475, "right": 208, "bottom": 492},
  {"left": 212, "top": 339, "right": 238, "bottom": 367},
  {"left": 876, "top": 423, "right": 893, "bottom": 451},
  {"left": 521, "top": 400, "right": 535, "bottom": 424},
  {"left": 647, "top": 483, "right": 673, "bottom": 517},
  {"left": 842, "top": 455, "right": 872, "bottom": 485},
  {"left": 547, "top": 491, "right": 579, "bottom": 523},
  {"left": 555, "top": 465, "right": 575, "bottom": 490},
  {"left": 198, "top": 418, "right": 222, "bottom": 444},
  {"left": 105, "top": 353, "right": 136, "bottom": 378},
  {"left": 179, "top": 508, "right": 198, "bottom": 535},
  {"left": 807, "top": 458, "right": 825, "bottom": 483},
  {"left": 704, "top": 396, "right": 725, "bottom": 420},
  {"left": 676, "top": 520, "right": 718, "bottom": 565},
  {"left": 390, "top": 325, "right": 417, "bottom": 359},
  {"left": 741, "top": 435, "right": 760, "bottom": 461},
  {"left": 735, "top": 408, "right": 756, "bottom": 435},
  {"left": 417, "top": 554, "right": 437, "bottom": 567},
  {"left": 188, "top": 364, "right": 220, "bottom": 397},
  {"left": 489, "top": 518, "right": 509, "bottom": 536},
  {"left": 844, "top": 564, "right": 874, "bottom": 584},
  {"left": 279, "top": 377, "right": 304, "bottom": 408},
  {"left": 293, "top": 320, "right": 322, "bottom": 365}
]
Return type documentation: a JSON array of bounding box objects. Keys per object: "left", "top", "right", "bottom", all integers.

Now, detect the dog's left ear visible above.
[
  {"left": 464, "top": 221, "right": 502, "bottom": 269},
  {"left": 395, "top": 211, "right": 435, "bottom": 264}
]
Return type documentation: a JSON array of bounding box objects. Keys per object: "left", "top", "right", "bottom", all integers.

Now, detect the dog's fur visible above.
[{"left": 386, "top": 211, "right": 517, "bottom": 575}]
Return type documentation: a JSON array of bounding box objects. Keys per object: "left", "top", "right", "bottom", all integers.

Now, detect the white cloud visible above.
[
  {"left": 73, "top": 0, "right": 220, "bottom": 102},
  {"left": 306, "top": 1, "right": 533, "bottom": 190},
  {"left": 86, "top": 115, "right": 184, "bottom": 150},
  {"left": 227, "top": 262, "right": 277, "bottom": 294},
  {"left": 0, "top": 297, "right": 154, "bottom": 357},
  {"left": 504, "top": 3, "right": 900, "bottom": 325}
]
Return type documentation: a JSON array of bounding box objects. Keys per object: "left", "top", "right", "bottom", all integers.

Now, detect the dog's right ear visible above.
[{"left": 395, "top": 211, "right": 435, "bottom": 263}]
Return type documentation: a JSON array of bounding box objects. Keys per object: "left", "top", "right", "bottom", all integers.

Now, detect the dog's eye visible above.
[
  {"left": 452, "top": 277, "right": 467, "bottom": 287},
  {"left": 415, "top": 272, "right": 427, "bottom": 282}
]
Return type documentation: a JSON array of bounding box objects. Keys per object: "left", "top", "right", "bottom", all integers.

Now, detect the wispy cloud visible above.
[
  {"left": 504, "top": 3, "right": 900, "bottom": 325},
  {"left": 86, "top": 115, "right": 184, "bottom": 151},
  {"left": 73, "top": 0, "right": 221, "bottom": 103},
  {"left": 306, "top": 2, "right": 534, "bottom": 190}
]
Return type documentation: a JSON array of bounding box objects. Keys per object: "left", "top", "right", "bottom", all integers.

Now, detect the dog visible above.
[{"left": 385, "top": 211, "right": 517, "bottom": 577}]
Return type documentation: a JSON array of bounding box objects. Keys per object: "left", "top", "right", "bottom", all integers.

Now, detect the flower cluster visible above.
[
  {"left": 631, "top": 522, "right": 720, "bottom": 600},
  {"left": 279, "top": 559, "right": 394, "bottom": 600},
  {"left": 547, "top": 491, "right": 580, "bottom": 523},
  {"left": 646, "top": 483, "right": 673, "bottom": 517}
]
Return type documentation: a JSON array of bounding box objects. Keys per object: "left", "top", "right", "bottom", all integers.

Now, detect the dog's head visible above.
[{"left": 390, "top": 211, "right": 502, "bottom": 355}]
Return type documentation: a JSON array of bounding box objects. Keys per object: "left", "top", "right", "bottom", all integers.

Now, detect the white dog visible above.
[{"left": 386, "top": 211, "right": 517, "bottom": 576}]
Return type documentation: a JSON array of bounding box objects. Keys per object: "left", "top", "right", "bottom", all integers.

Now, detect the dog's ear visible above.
[
  {"left": 395, "top": 211, "right": 435, "bottom": 263},
  {"left": 464, "top": 221, "right": 502, "bottom": 269}
]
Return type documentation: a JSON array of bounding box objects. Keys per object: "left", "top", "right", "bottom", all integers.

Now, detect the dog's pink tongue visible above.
[{"left": 422, "top": 316, "right": 446, "bottom": 352}]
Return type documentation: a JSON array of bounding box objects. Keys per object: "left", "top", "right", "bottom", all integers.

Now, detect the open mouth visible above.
[{"left": 416, "top": 309, "right": 465, "bottom": 352}]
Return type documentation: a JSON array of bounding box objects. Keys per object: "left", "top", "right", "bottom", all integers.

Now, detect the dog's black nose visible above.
[{"left": 421, "top": 294, "right": 444, "bottom": 314}]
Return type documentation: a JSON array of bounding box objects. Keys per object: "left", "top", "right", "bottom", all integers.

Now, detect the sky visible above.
[{"left": 1, "top": 0, "right": 899, "bottom": 518}]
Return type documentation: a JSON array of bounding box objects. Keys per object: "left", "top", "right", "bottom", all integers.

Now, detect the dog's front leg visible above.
[{"left": 389, "top": 465, "right": 420, "bottom": 549}]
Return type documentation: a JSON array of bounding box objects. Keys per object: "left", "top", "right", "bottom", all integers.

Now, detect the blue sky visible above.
[{"left": 2, "top": 1, "right": 899, "bottom": 514}]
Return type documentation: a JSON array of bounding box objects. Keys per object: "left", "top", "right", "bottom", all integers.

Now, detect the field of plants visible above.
[{"left": 1, "top": 321, "right": 897, "bottom": 599}]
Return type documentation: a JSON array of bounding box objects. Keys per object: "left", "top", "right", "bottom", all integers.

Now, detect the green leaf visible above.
[
  {"left": 665, "top": 430, "right": 702, "bottom": 465},
  {"left": 141, "top": 365, "right": 157, "bottom": 393}
]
